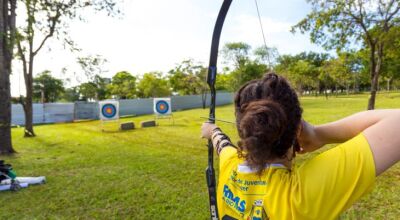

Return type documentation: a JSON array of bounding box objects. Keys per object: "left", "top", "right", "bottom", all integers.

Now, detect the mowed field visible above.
[{"left": 1, "top": 93, "right": 400, "bottom": 219}]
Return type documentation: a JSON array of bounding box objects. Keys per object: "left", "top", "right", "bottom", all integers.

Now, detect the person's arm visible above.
[
  {"left": 299, "top": 110, "right": 400, "bottom": 175},
  {"left": 201, "top": 122, "right": 236, "bottom": 155}
]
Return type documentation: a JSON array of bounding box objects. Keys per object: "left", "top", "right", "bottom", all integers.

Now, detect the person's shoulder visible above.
[{"left": 219, "top": 146, "right": 240, "bottom": 169}]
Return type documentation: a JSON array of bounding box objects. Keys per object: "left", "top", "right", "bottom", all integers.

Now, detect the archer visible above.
[{"left": 202, "top": 73, "right": 400, "bottom": 219}]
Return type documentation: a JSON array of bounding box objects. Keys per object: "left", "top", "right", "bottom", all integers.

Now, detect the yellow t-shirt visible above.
[{"left": 217, "top": 133, "right": 376, "bottom": 220}]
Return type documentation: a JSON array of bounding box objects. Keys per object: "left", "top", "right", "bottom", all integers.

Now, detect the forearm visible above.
[
  {"left": 210, "top": 127, "right": 236, "bottom": 155},
  {"left": 315, "top": 110, "right": 400, "bottom": 145}
]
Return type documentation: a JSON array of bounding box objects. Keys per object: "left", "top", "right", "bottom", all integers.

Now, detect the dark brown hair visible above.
[{"left": 234, "top": 73, "right": 302, "bottom": 173}]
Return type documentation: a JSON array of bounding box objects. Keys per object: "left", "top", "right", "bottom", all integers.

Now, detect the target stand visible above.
[
  {"left": 153, "top": 98, "right": 174, "bottom": 125},
  {"left": 99, "top": 100, "right": 120, "bottom": 132}
]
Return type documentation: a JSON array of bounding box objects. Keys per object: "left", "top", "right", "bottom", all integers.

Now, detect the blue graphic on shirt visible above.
[{"left": 223, "top": 184, "right": 246, "bottom": 214}]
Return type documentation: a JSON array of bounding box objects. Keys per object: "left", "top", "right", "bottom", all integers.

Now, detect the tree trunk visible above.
[
  {"left": 386, "top": 78, "right": 392, "bottom": 91},
  {"left": 23, "top": 72, "right": 35, "bottom": 137},
  {"left": 0, "top": 57, "right": 14, "bottom": 153},
  {"left": 368, "top": 44, "right": 380, "bottom": 110},
  {"left": 368, "top": 74, "right": 378, "bottom": 110},
  {"left": 324, "top": 89, "right": 328, "bottom": 100},
  {"left": 0, "top": 0, "right": 16, "bottom": 154},
  {"left": 335, "top": 84, "right": 338, "bottom": 97}
]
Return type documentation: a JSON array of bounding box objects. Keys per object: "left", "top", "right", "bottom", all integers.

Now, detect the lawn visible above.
[{"left": 1, "top": 93, "right": 400, "bottom": 219}]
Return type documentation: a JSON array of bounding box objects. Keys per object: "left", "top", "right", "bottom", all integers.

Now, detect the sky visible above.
[{"left": 10, "top": 0, "right": 326, "bottom": 97}]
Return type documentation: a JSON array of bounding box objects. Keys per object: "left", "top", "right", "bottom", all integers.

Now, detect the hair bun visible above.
[{"left": 239, "top": 99, "right": 288, "bottom": 150}]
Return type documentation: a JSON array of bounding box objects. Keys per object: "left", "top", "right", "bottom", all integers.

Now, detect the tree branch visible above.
[
  {"left": 343, "top": 2, "right": 375, "bottom": 46},
  {"left": 386, "top": 4, "right": 400, "bottom": 25},
  {"left": 16, "top": 39, "right": 29, "bottom": 85},
  {"left": 33, "top": 9, "right": 61, "bottom": 56}
]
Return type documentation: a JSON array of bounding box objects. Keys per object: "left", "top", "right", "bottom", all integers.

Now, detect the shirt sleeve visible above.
[
  {"left": 219, "top": 147, "right": 238, "bottom": 171},
  {"left": 292, "top": 133, "right": 376, "bottom": 219}
]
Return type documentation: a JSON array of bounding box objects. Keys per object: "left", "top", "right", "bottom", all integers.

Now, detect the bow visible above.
[{"left": 206, "top": 1, "right": 233, "bottom": 219}]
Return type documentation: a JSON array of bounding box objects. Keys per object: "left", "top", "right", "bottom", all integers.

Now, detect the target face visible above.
[
  {"left": 99, "top": 101, "right": 119, "bottom": 121},
  {"left": 153, "top": 98, "right": 172, "bottom": 115},
  {"left": 156, "top": 100, "right": 169, "bottom": 114},
  {"left": 102, "top": 104, "right": 117, "bottom": 118}
]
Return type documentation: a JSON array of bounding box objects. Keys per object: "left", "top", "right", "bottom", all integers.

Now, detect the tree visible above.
[
  {"left": 92, "top": 74, "right": 109, "bottom": 100},
  {"left": 291, "top": 60, "right": 318, "bottom": 94},
  {"left": 107, "top": 71, "right": 136, "bottom": 99},
  {"left": 63, "top": 86, "right": 80, "bottom": 102},
  {"left": 275, "top": 52, "right": 324, "bottom": 95},
  {"left": 0, "top": 0, "right": 16, "bottom": 154},
  {"left": 229, "top": 60, "right": 267, "bottom": 90},
  {"left": 77, "top": 55, "right": 108, "bottom": 82},
  {"left": 79, "top": 82, "right": 97, "bottom": 101},
  {"left": 16, "top": 0, "right": 120, "bottom": 137},
  {"left": 221, "top": 42, "right": 267, "bottom": 90},
  {"left": 293, "top": 0, "right": 400, "bottom": 109},
  {"left": 254, "top": 46, "right": 279, "bottom": 68},
  {"left": 378, "top": 26, "right": 400, "bottom": 90},
  {"left": 137, "top": 72, "right": 171, "bottom": 98},
  {"left": 79, "top": 75, "right": 109, "bottom": 101},
  {"left": 222, "top": 42, "right": 251, "bottom": 68},
  {"left": 168, "top": 59, "right": 207, "bottom": 95},
  {"left": 215, "top": 73, "right": 232, "bottom": 91},
  {"left": 33, "top": 70, "right": 65, "bottom": 103},
  {"left": 322, "top": 52, "right": 358, "bottom": 95}
]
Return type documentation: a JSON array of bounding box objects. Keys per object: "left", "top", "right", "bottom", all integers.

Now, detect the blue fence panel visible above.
[
  {"left": 11, "top": 92, "right": 234, "bottom": 125},
  {"left": 74, "top": 102, "right": 98, "bottom": 120},
  {"left": 44, "top": 103, "right": 74, "bottom": 123},
  {"left": 119, "top": 98, "right": 153, "bottom": 116}
]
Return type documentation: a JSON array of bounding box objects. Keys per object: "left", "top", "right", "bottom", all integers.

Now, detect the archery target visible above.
[
  {"left": 154, "top": 98, "right": 172, "bottom": 115},
  {"left": 99, "top": 101, "right": 119, "bottom": 120}
]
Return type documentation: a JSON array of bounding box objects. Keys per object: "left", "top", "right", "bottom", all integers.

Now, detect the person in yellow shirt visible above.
[{"left": 201, "top": 73, "right": 400, "bottom": 220}]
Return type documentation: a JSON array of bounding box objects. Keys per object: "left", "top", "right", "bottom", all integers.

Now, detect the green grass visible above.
[{"left": 1, "top": 93, "right": 400, "bottom": 219}]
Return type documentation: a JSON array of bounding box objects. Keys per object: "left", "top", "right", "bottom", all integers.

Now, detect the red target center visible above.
[
  {"left": 160, "top": 105, "right": 165, "bottom": 110},
  {"left": 106, "top": 108, "right": 112, "bottom": 114}
]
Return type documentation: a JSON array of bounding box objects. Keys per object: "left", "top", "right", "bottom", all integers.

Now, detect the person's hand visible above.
[
  {"left": 296, "top": 120, "right": 324, "bottom": 154},
  {"left": 201, "top": 122, "right": 218, "bottom": 139}
]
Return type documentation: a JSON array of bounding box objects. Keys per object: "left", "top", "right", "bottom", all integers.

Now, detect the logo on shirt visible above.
[
  {"left": 223, "top": 184, "right": 246, "bottom": 214},
  {"left": 247, "top": 200, "right": 269, "bottom": 220}
]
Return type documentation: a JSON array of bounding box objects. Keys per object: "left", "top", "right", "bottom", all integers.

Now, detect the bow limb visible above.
[{"left": 206, "top": 1, "right": 233, "bottom": 219}]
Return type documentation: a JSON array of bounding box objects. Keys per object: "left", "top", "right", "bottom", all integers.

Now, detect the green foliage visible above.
[
  {"left": 62, "top": 87, "right": 80, "bottom": 102},
  {"left": 107, "top": 71, "right": 137, "bottom": 99},
  {"left": 380, "top": 26, "right": 400, "bottom": 89},
  {"left": 137, "top": 72, "right": 171, "bottom": 98},
  {"left": 79, "top": 82, "right": 98, "bottom": 101},
  {"left": 168, "top": 59, "right": 208, "bottom": 95},
  {"left": 253, "top": 46, "right": 279, "bottom": 67},
  {"left": 218, "top": 42, "right": 268, "bottom": 91},
  {"left": 291, "top": 0, "right": 399, "bottom": 51},
  {"left": 33, "top": 70, "right": 65, "bottom": 103},
  {"left": 93, "top": 75, "right": 109, "bottom": 100},
  {"left": 292, "top": 0, "right": 400, "bottom": 108},
  {"left": 215, "top": 73, "right": 232, "bottom": 91},
  {"left": 77, "top": 55, "right": 108, "bottom": 81},
  {"left": 1, "top": 93, "right": 400, "bottom": 219},
  {"left": 275, "top": 52, "right": 329, "bottom": 93},
  {"left": 229, "top": 60, "right": 267, "bottom": 90},
  {"left": 222, "top": 42, "right": 251, "bottom": 68},
  {"left": 78, "top": 74, "right": 109, "bottom": 101}
]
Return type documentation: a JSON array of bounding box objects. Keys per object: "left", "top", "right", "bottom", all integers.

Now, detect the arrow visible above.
[{"left": 200, "top": 117, "right": 236, "bottom": 125}]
